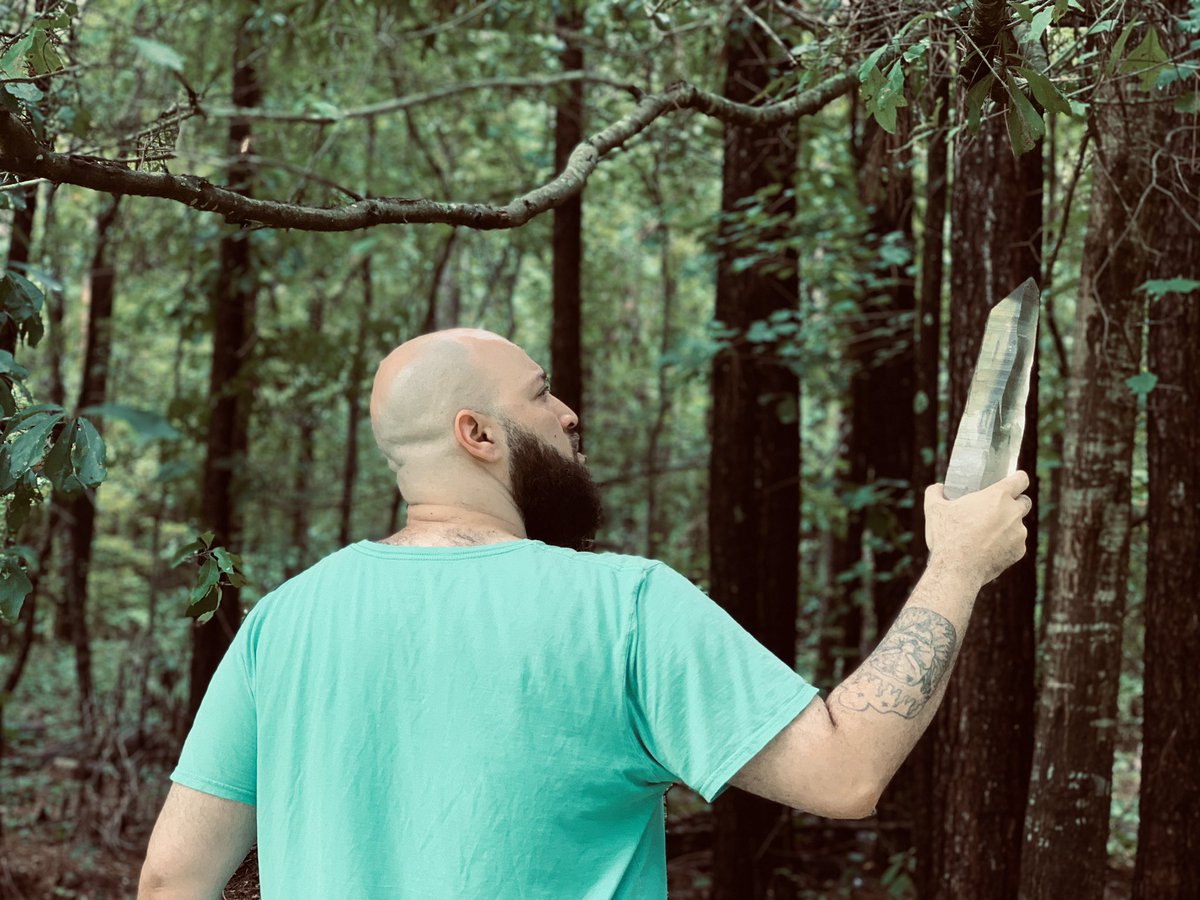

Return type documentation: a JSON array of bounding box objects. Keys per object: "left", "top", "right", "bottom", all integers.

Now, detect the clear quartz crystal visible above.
[{"left": 943, "top": 278, "right": 1041, "bottom": 500}]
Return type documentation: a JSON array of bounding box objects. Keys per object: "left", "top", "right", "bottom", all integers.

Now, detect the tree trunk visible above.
[
  {"left": 286, "top": 292, "right": 323, "bottom": 579},
  {"left": 188, "top": 22, "right": 261, "bottom": 724},
  {"left": 911, "top": 39, "right": 950, "bottom": 895},
  {"left": 848, "top": 100, "right": 918, "bottom": 859},
  {"left": 0, "top": 185, "right": 37, "bottom": 355},
  {"left": 339, "top": 258, "right": 374, "bottom": 546},
  {"left": 57, "top": 194, "right": 121, "bottom": 737},
  {"left": 643, "top": 142, "right": 675, "bottom": 561},
  {"left": 927, "top": 99, "right": 1042, "bottom": 899},
  {"left": 550, "top": 1, "right": 585, "bottom": 428},
  {"left": 709, "top": 7, "right": 800, "bottom": 898},
  {"left": 1019, "top": 49, "right": 1170, "bottom": 899},
  {"left": 1133, "top": 95, "right": 1200, "bottom": 900}
]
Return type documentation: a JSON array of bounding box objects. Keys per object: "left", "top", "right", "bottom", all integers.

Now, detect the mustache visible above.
[{"left": 569, "top": 433, "right": 581, "bottom": 455}]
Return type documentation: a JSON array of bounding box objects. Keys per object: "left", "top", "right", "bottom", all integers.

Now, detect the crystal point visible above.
[{"left": 943, "top": 278, "right": 1040, "bottom": 500}]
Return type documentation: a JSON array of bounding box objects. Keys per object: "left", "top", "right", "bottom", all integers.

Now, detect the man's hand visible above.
[{"left": 924, "top": 470, "right": 1033, "bottom": 587}]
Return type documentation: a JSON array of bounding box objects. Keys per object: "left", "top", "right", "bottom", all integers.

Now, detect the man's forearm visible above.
[{"left": 826, "top": 557, "right": 983, "bottom": 802}]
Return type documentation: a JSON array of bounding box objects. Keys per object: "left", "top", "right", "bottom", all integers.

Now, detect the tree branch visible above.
[
  {"left": 0, "top": 59, "right": 871, "bottom": 232},
  {"left": 202, "top": 71, "right": 646, "bottom": 124}
]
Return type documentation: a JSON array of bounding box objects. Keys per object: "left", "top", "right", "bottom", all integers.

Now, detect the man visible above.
[{"left": 140, "top": 328, "right": 1032, "bottom": 898}]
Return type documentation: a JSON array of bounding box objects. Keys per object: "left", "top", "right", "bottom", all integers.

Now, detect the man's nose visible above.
[{"left": 556, "top": 399, "right": 579, "bottom": 433}]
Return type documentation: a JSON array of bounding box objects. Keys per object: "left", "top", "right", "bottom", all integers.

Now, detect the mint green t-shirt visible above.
[{"left": 172, "top": 540, "right": 819, "bottom": 898}]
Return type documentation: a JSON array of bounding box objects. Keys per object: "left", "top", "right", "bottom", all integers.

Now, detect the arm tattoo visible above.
[{"left": 835, "top": 608, "right": 957, "bottom": 719}]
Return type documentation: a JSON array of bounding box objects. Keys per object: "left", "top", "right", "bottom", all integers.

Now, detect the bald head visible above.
[{"left": 370, "top": 328, "right": 522, "bottom": 498}]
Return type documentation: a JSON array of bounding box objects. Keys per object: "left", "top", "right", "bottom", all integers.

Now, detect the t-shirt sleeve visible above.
[
  {"left": 625, "top": 563, "right": 820, "bottom": 803},
  {"left": 170, "top": 615, "right": 258, "bottom": 806}
]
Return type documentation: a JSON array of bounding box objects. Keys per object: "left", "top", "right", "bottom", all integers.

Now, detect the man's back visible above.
[{"left": 172, "top": 539, "right": 817, "bottom": 898}]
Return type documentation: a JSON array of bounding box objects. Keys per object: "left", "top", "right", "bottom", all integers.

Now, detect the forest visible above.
[{"left": 0, "top": 0, "right": 1197, "bottom": 897}]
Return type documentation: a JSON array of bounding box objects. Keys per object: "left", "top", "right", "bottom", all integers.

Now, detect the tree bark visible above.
[
  {"left": 188, "top": 21, "right": 262, "bottom": 724},
  {"left": 1019, "top": 52, "right": 1170, "bottom": 899},
  {"left": 0, "top": 185, "right": 37, "bottom": 355},
  {"left": 1133, "top": 103, "right": 1200, "bottom": 900},
  {"left": 57, "top": 194, "right": 121, "bottom": 738},
  {"left": 911, "top": 39, "right": 950, "bottom": 896},
  {"left": 848, "top": 100, "right": 918, "bottom": 860},
  {"left": 551, "top": 1, "right": 585, "bottom": 430},
  {"left": 709, "top": 7, "right": 801, "bottom": 898},
  {"left": 927, "top": 98, "right": 1042, "bottom": 899},
  {"left": 338, "top": 257, "right": 373, "bottom": 546}
]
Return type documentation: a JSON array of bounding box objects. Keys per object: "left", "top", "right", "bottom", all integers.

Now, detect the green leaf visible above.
[
  {"left": 1125, "top": 371, "right": 1158, "bottom": 397},
  {"left": 1004, "top": 73, "right": 1045, "bottom": 154},
  {"left": 130, "top": 36, "right": 185, "bottom": 72},
  {"left": 6, "top": 473, "right": 40, "bottom": 535},
  {"left": 190, "top": 558, "right": 221, "bottom": 603},
  {"left": 1139, "top": 277, "right": 1200, "bottom": 299},
  {"left": 42, "top": 418, "right": 80, "bottom": 493},
  {"left": 79, "top": 403, "right": 181, "bottom": 443},
  {"left": 213, "top": 547, "right": 235, "bottom": 574},
  {"left": 1010, "top": 1, "right": 1034, "bottom": 24},
  {"left": 1176, "top": 91, "right": 1200, "bottom": 114},
  {"left": 1030, "top": 7, "right": 1053, "bottom": 42},
  {"left": 0, "top": 558, "right": 33, "bottom": 623},
  {"left": 1119, "top": 27, "right": 1168, "bottom": 90},
  {"left": 966, "top": 74, "right": 995, "bottom": 133},
  {"left": 28, "top": 29, "right": 63, "bottom": 75},
  {"left": 0, "top": 350, "right": 30, "bottom": 380},
  {"left": 186, "top": 584, "right": 222, "bottom": 623},
  {"left": 1016, "top": 66, "right": 1072, "bottom": 114},
  {"left": 70, "top": 417, "right": 106, "bottom": 489},
  {"left": 0, "top": 271, "right": 45, "bottom": 347},
  {"left": 0, "top": 35, "right": 34, "bottom": 76},
  {"left": 858, "top": 45, "right": 890, "bottom": 82},
  {"left": 170, "top": 538, "right": 206, "bottom": 568},
  {"left": 6, "top": 82, "right": 42, "bottom": 103},
  {"left": 5, "top": 409, "right": 62, "bottom": 478},
  {"left": 1107, "top": 20, "right": 1141, "bottom": 76}
]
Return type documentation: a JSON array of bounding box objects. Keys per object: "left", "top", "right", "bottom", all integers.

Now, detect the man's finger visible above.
[
  {"left": 1019, "top": 495, "right": 1034, "bottom": 518},
  {"left": 1002, "top": 470, "right": 1030, "bottom": 496},
  {"left": 925, "top": 483, "right": 946, "bottom": 507}
]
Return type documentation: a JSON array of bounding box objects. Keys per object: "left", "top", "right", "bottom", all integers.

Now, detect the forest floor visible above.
[{"left": 2, "top": 639, "right": 1138, "bottom": 899}]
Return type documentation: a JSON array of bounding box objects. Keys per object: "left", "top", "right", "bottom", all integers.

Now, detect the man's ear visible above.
[{"left": 453, "top": 409, "right": 502, "bottom": 463}]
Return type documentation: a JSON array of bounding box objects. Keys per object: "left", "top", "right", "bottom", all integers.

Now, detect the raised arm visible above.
[
  {"left": 729, "top": 471, "right": 1032, "bottom": 817},
  {"left": 139, "top": 783, "right": 256, "bottom": 899}
]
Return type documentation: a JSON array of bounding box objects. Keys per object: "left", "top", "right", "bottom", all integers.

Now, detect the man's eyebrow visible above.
[{"left": 531, "top": 368, "right": 548, "bottom": 387}]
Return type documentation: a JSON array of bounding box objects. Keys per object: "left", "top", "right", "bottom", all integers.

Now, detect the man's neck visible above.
[{"left": 379, "top": 504, "right": 525, "bottom": 547}]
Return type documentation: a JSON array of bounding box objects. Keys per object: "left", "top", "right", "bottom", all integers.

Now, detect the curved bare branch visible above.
[{"left": 0, "top": 61, "right": 868, "bottom": 231}]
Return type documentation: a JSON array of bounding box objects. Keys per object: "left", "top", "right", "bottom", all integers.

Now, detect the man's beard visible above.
[{"left": 506, "top": 423, "right": 603, "bottom": 552}]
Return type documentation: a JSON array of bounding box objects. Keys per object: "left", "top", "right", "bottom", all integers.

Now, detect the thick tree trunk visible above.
[
  {"left": 1133, "top": 105, "right": 1200, "bottom": 900},
  {"left": 1019, "top": 61, "right": 1170, "bottom": 899},
  {"left": 188, "top": 23, "right": 261, "bottom": 724},
  {"left": 927, "top": 103, "right": 1041, "bottom": 899},
  {"left": 911, "top": 41, "right": 950, "bottom": 895},
  {"left": 709, "top": 8, "right": 800, "bottom": 898},
  {"left": 848, "top": 102, "right": 918, "bottom": 859},
  {"left": 550, "top": 1, "right": 585, "bottom": 427},
  {"left": 57, "top": 194, "right": 121, "bottom": 737}
]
